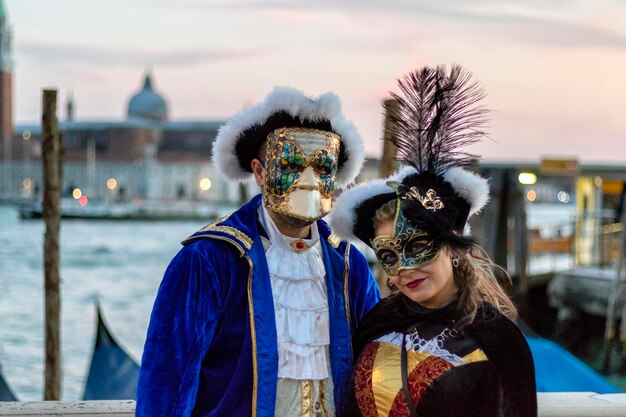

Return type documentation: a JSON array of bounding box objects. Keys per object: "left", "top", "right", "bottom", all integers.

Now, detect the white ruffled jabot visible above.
[{"left": 261, "top": 206, "right": 330, "bottom": 380}]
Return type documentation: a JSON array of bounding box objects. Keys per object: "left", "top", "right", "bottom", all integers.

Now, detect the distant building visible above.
[
  {"left": 0, "top": 70, "right": 380, "bottom": 208},
  {"left": 0, "top": 0, "right": 380, "bottom": 207},
  {"left": 0, "top": 0, "right": 255, "bottom": 204},
  {"left": 1, "top": 71, "right": 246, "bottom": 205}
]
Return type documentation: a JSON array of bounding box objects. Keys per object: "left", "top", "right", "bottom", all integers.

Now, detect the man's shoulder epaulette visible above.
[
  {"left": 327, "top": 233, "right": 354, "bottom": 257},
  {"left": 181, "top": 212, "right": 253, "bottom": 252},
  {"left": 327, "top": 233, "right": 342, "bottom": 249}
]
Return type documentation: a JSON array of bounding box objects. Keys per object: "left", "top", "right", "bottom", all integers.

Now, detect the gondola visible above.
[
  {"left": 82, "top": 303, "right": 140, "bottom": 400},
  {"left": 0, "top": 364, "right": 17, "bottom": 401}
]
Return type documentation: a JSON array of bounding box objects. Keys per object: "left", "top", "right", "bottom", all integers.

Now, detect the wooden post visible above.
[
  {"left": 602, "top": 203, "right": 626, "bottom": 371},
  {"left": 512, "top": 177, "right": 529, "bottom": 296},
  {"left": 380, "top": 99, "right": 399, "bottom": 178},
  {"left": 615, "top": 207, "right": 626, "bottom": 355},
  {"left": 482, "top": 168, "right": 511, "bottom": 270},
  {"left": 239, "top": 183, "right": 248, "bottom": 207},
  {"left": 42, "top": 89, "right": 62, "bottom": 400},
  {"left": 373, "top": 99, "right": 401, "bottom": 295}
]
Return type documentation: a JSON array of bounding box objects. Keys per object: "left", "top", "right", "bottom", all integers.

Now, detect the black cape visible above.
[{"left": 346, "top": 296, "right": 538, "bottom": 417}]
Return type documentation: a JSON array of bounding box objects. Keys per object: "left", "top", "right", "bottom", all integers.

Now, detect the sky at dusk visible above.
[{"left": 6, "top": 0, "right": 626, "bottom": 164}]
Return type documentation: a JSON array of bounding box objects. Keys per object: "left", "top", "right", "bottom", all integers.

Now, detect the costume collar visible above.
[
  {"left": 398, "top": 295, "right": 459, "bottom": 319},
  {"left": 182, "top": 195, "right": 263, "bottom": 251},
  {"left": 183, "top": 194, "right": 341, "bottom": 254},
  {"left": 261, "top": 204, "right": 320, "bottom": 252},
  {"left": 353, "top": 295, "right": 460, "bottom": 357}
]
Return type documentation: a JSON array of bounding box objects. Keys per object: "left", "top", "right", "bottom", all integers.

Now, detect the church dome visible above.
[{"left": 127, "top": 73, "right": 168, "bottom": 122}]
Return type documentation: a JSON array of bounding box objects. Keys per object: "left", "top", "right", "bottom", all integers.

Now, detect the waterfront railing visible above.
[{"left": 2, "top": 393, "right": 626, "bottom": 416}]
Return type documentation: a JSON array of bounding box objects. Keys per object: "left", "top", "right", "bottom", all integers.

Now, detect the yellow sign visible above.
[
  {"left": 540, "top": 158, "right": 579, "bottom": 175},
  {"left": 603, "top": 180, "right": 624, "bottom": 196}
]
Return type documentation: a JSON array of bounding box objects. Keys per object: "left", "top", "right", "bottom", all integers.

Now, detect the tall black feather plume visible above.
[{"left": 385, "top": 64, "right": 489, "bottom": 175}]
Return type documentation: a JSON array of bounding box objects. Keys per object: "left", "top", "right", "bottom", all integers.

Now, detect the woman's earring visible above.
[
  {"left": 452, "top": 252, "right": 460, "bottom": 268},
  {"left": 386, "top": 278, "right": 395, "bottom": 290}
]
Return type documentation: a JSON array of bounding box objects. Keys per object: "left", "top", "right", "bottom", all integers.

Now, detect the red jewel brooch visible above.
[{"left": 290, "top": 239, "right": 309, "bottom": 253}]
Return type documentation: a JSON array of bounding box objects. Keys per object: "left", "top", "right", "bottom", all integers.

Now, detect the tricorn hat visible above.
[
  {"left": 331, "top": 65, "right": 490, "bottom": 249},
  {"left": 211, "top": 86, "right": 365, "bottom": 187}
]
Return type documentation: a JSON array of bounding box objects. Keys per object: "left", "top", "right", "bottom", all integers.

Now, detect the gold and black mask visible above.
[{"left": 371, "top": 199, "right": 441, "bottom": 276}]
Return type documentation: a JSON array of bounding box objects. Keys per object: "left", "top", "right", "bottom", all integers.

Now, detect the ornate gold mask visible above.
[
  {"left": 371, "top": 199, "right": 441, "bottom": 276},
  {"left": 263, "top": 127, "right": 341, "bottom": 222}
]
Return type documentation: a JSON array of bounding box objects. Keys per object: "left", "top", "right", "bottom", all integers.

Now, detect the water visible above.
[
  {"left": 526, "top": 202, "right": 576, "bottom": 238},
  {"left": 525, "top": 202, "right": 577, "bottom": 274},
  {"left": 0, "top": 204, "right": 206, "bottom": 400},
  {"left": 0, "top": 202, "right": 577, "bottom": 400}
]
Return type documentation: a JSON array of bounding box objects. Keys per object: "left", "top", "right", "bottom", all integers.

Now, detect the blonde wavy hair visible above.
[{"left": 373, "top": 199, "right": 517, "bottom": 328}]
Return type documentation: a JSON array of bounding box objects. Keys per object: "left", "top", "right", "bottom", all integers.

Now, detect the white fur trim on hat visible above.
[
  {"left": 442, "top": 167, "right": 490, "bottom": 216},
  {"left": 330, "top": 165, "right": 489, "bottom": 244},
  {"left": 211, "top": 86, "right": 364, "bottom": 187},
  {"left": 329, "top": 166, "right": 417, "bottom": 243}
]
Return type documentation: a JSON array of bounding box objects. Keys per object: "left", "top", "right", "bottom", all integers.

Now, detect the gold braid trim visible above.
[
  {"left": 327, "top": 233, "right": 341, "bottom": 248},
  {"left": 182, "top": 212, "right": 253, "bottom": 250},
  {"left": 300, "top": 380, "right": 313, "bottom": 417},
  {"left": 343, "top": 243, "right": 353, "bottom": 351},
  {"left": 319, "top": 379, "right": 329, "bottom": 417},
  {"left": 246, "top": 256, "right": 258, "bottom": 417}
]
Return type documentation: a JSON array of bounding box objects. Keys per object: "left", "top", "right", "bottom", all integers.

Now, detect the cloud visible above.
[
  {"left": 17, "top": 42, "right": 271, "bottom": 68},
  {"left": 435, "top": 8, "right": 626, "bottom": 50},
  {"left": 160, "top": 0, "right": 626, "bottom": 51}
]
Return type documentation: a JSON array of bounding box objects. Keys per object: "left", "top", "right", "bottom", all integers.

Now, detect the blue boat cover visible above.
[
  {"left": 82, "top": 304, "right": 140, "bottom": 400},
  {"left": 527, "top": 336, "right": 621, "bottom": 393},
  {"left": 0, "top": 364, "right": 17, "bottom": 401}
]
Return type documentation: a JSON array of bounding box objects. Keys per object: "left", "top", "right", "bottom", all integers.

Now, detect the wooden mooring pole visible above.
[
  {"left": 42, "top": 89, "right": 62, "bottom": 400},
  {"left": 602, "top": 206, "right": 626, "bottom": 372},
  {"left": 616, "top": 208, "right": 626, "bottom": 355},
  {"left": 380, "top": 98, "right": 399, "bottom": 178},
  {"left": 373, "top": 98, "right": 400, "bottom": 295}
]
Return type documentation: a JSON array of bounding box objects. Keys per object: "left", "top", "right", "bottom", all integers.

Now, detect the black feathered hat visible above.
[{"left": 331, "top": 65, "right": 490, "bottom": 249}]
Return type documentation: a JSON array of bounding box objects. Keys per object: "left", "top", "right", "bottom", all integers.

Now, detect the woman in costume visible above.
[{"left": 331, "top": 65, "right": 537, "bottom": 417}]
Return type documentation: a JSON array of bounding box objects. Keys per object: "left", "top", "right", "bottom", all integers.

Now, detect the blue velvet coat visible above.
[{"left": 136, "top": 194, "right": 381, "bottom": 417}]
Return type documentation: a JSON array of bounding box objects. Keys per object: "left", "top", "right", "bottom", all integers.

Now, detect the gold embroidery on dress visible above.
[{"left": 462, "top": 348, "right": 488, "bottom": 363}]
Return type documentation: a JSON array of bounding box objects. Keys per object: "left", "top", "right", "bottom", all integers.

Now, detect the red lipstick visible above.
[{"left": 405, "top": 278, "right": 425, "bottom": 289}]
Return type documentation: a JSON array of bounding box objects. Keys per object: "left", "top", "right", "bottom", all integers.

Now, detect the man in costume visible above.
[{"left": 136, "top": 87, "right": 381, "bottom": 417}]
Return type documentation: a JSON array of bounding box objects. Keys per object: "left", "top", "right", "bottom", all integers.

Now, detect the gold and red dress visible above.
[{"left": 350, "top": 298, "right": 537, "bottom": 417}]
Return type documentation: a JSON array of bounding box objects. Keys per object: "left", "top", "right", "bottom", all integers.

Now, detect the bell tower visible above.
[
  {"left": 0, "top": 0, "right": 13, "bottom": 156},
  {"left": 0, "top": 0, "right": 12, "bottom": 197},
  {"left": 0, "top": 0, "right": 13, "bottom": 154}
]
